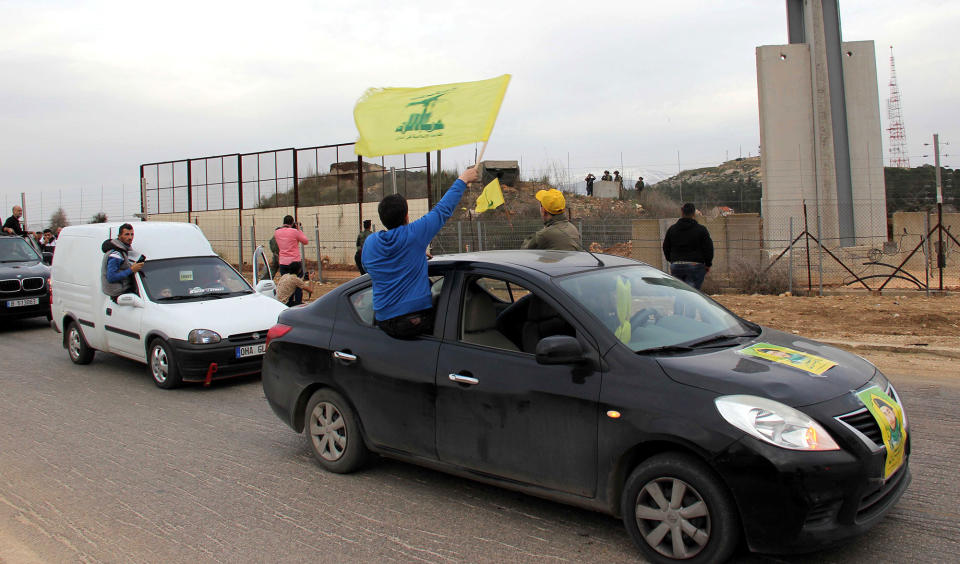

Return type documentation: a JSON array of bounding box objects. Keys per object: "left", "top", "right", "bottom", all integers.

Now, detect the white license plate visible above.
[
  {"left": 235, "top": 343, "right": 266, "bottom": 358},
  {"left": 6, "top": 297, "right": 40, "bottom": 308}
]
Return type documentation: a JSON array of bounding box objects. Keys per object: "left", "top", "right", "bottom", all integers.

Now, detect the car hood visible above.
[
  {"left": 656, "top": 328, "right": 875, "bottom": 407},
  {"left": 0, "top": 260, "right": 49, "bottom": 277},
  {"left": 155, "top": 292, "right": 286, "bottom": 338}
]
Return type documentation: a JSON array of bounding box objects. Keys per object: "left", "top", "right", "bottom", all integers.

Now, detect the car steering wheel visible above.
[{"left": 629, "top": 308, "right": 659, "bottom": 328}]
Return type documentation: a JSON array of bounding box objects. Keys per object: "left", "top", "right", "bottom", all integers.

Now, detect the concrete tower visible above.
[{"left": 757, "top": 0, "right": 887, "bottom": 249}]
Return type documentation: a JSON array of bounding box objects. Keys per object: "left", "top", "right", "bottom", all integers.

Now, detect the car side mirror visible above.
[
  {"left": 116, "top": 294, "right": 145, "bottom": 308},
  {"left": 536, "top": 335, "right": 586, "bottom": 365},
  {"left": 255, "top": 280, "right": 276, "bottom": 296},
  {"left": 42, "top": 252, "right": 54, "bottom": 265}
]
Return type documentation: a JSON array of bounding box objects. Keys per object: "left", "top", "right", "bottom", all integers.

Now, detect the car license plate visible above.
[
  {"left": 6, "top": 297, "right": 40, "bottom": 308},
  {"left": 236, "top": 343, "right": 266, "bottom": 358}
]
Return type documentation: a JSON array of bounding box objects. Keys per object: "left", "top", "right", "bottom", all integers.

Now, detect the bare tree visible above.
[
  {"left": 89, "top": 212, "right": 108, "bottom": 224},
  {"left": 48, "top": 207, "right": 70, "bottom": 232}
]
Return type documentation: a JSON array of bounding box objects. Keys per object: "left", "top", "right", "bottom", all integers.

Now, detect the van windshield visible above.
[{"left": 140, "top": 256, "right": 253, "bottom": 302}]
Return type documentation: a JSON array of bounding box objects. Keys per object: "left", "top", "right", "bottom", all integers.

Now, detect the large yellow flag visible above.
[
  {"left": 475, "top": 178, "right": 505, "bottom": 213},
  {"left": 354, "top": 74, "right": 511, "bottom": 157}
]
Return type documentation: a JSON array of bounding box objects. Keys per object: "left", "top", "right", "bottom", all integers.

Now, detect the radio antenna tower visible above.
[{"left": 887, "top": 46, "right": 910, "bottom": 168}]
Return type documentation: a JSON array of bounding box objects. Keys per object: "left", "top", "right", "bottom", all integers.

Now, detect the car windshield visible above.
[
  {"left": 556, "top": 265, "right": 754, "bottom": 352},
  {"left": 0, "top": 237, "right": 40, "bottom": 262},
  {"left": 139, "top": 256, "right": 253, "bottom": 302}
]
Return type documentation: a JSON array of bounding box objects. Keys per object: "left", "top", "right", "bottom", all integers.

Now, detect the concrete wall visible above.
[
  {"left": 150, "top": 199, "right": 430, "bottom": 266},
  {"left": 757, "top": 44, "right": 819, "bottom": 248},
  {"left": 842, "top": 40, "right": 887, "bottom": 247},
  {"left": 593, "top": 180, "right": 621, "bottom": 199},
  {"left": 757, "top": 39, "right": 888, "bottom": 250},
  {"left": 631, "top": 215, "right": 764, "bottom": 276}
]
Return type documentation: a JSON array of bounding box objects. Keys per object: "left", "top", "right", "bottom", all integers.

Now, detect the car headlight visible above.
[
  {"left": 188, "top": 329, "right": 221, "bottom": 344},
  {"left": 715, "top": 395, "right": 840, "bottom": 451}
]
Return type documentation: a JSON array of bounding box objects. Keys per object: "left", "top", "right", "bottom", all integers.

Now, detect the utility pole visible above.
[
  {"left": 934, "top": 133, "right": 944, "bottom": 292},
  {"left": 677, "top": 150, "right": 683, "bottom": 202}
]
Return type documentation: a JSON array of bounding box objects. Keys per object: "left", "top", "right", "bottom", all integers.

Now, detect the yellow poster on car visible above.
[
  {"left": 856, "top": 386, "right": 907, "bottom": 480},
  {"left": 737, "top": 343, "right": 837, "bottom": 376}
]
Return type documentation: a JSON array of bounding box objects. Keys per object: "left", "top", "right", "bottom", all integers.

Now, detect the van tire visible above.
[
  {"left": 148, "top": 338, "right": 182, "bottom": 389},
  {"left": 67, "top": 322, "right": 95, "bottom": 365}
]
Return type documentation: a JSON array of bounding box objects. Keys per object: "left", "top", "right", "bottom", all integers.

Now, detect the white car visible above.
[{"left": 51, "top": 222, "right": 286, "bottom": 388}]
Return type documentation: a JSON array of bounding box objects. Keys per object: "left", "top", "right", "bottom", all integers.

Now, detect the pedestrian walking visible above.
[{"left": 662, "top": 203, "right": 713, "bottom": 290}]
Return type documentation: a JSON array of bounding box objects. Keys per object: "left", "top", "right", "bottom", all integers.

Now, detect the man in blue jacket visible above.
[{"left": 362, "top": 166, "right": 479, "bottom": 338}]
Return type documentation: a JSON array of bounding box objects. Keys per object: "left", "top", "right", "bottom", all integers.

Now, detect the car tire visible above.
[
  {"left": 66, "top": 321, "right": 95, "bottom": 365},
  {"left": 148, "top": 338, "right": 182, "bottom": 389},
  {"left": 304, "top": 389, "right": 369, "bottom": 474},
  {"left": 621, "top": 453, "right": 740, "bottom": 564}
]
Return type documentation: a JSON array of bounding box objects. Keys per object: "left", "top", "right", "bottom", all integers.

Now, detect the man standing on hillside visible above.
[
  {"left": 363, "top": 166, "right": 479, "bottom": 339},
  {"left": 662, "top": 203, "right": 713, "bottom": 290},
  {"left": 584, "top": 173, "right": 596, "bottom": 196},
  {"left": 521, "top": 189, "right": 583, "bottom": 251}
]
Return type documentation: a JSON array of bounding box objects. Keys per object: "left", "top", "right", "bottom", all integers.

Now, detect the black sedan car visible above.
[
  {"left": 262, "top": 251, "right": 910, "bottom": 563},
  {"left": 0, "top": 234, "right": 51, "bottom": 322}
]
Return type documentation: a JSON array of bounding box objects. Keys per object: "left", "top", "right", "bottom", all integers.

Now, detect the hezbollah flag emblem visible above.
[
  {"left": 475, "top": 178, "right": 505, "bottom": 213},
  {"left": 354, "top": 75, "right": 511, "bottom": 157}
]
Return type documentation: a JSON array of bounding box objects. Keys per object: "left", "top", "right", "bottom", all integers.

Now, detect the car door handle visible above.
[
  {"left": 448, "top": 373, "right": 479, "bottom": 385},
  {"left": 333, "top": 351, "right": 357, "bottom": 362}
]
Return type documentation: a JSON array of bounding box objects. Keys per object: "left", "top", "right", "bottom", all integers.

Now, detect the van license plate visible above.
[
  {"left": 236, "top": 344, "right": 266, "bottom": 358},
  {"left": 6, "top": 298, "right": 40, "bottom": 308}
]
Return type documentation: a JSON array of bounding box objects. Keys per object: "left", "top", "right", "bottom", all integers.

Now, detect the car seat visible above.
[
  {"left": 520, "top": 296, "right": 575, "bottom": 353},
  {"left": 462, "top": 284, "right": 520, "bottom": 351}
]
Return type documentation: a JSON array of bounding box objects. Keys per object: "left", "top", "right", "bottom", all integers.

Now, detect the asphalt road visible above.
[{"left": 1, "top": 319, "right": 957, "bottom": 563}]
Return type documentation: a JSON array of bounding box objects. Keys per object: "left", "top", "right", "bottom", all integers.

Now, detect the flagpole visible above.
[{"left": 475, "top": 140, "right": 489, "bottom": 166}]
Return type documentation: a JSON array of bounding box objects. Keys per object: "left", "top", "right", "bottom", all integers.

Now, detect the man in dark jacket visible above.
[{"left": 662, "top": 203, "right": 713, "bottom": 289}]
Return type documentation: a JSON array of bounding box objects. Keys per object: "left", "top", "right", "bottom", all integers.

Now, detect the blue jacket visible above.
[{"left": 362, "top": 179, "right": 466, "bottom": 321}]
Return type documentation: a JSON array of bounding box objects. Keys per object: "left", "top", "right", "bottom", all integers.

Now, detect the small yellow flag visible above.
[
  {"left": 354, "top": 75, "right": 511, "bottom": 157},
  {"left": 475, "top": 178, "right": 505, "bottom": 213}
]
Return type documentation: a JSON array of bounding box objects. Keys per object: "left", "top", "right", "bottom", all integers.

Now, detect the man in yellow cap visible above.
[{"left": 521, "top": 189, "right": 583, "bottom": 251}]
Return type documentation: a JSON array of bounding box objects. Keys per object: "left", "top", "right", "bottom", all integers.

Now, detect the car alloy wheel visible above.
[
  {"left": 67, "top": 322, "right": 94, "bottom": 365},
  {"left": 634, "top": 477, "right": 710, "bottom": 559},
  {"left": 309, "top": 402, "right": 346, "bottom": 461},
  {"left": 68, "top": 327, "right": 82, "bottom": 360},
  {"left": 148, "top": 339, "right": 182, "bottom": 389},
  {"left": 151, "top": 344, "right": 169, "bottom": 383}
]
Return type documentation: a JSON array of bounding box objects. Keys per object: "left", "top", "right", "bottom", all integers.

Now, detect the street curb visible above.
[{"left": 818, "top": 339, "right": 960, "bottom": 359}]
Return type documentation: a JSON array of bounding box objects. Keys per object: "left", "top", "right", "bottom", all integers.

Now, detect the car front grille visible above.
[
  {"left": 228, "top": 330, "right": 268, "bottom": 343},
  {"left": 0, "top": 279, "right": 20, "bottom": 292},
  {"left": 22, "top": 277, "right": 44, "bottom": 291},
  {"left": 837, "top": 408, "right": 883, "bottom": 446},
  {"left": 857, "top": 466, "right": 907, "bottom": 522}
]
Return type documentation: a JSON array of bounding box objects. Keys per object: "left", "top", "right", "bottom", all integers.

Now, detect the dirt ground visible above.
[{"left": 712, "top": 293, "right": 960, "bottom": 349}]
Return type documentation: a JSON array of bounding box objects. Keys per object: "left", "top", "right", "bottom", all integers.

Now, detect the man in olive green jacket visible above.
[{"left": 521, "top": 189, "right": 583, "bottom": 251}]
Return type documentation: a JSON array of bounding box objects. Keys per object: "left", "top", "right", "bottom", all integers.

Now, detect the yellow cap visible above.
[{"left": 535, "top": 189, "right": 566, "bottom": 215}]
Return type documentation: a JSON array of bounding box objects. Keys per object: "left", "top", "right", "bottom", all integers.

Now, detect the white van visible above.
[{"left": 51, "top": 222, "right": 286, "bottom": 388}]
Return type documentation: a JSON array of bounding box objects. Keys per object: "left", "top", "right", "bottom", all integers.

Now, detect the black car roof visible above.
[{"left": 429, "top": 250, "right": 643, "bottom": 279}]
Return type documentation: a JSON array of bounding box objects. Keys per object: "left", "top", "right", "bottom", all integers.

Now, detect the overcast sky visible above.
[{"left": 1, "top": 0, "right": 957, "bottom": 223}]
